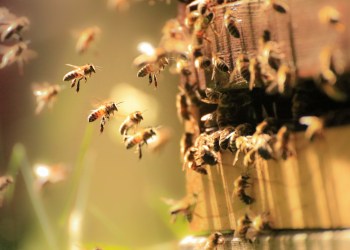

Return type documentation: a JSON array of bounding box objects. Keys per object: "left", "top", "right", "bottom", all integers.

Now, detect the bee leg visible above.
[
  {"left": 76, "top": 79, "right": 81, "bottom": 92},
  {"left": 71, "top": 79, "right": 76, "bottom": 88},
  {"left": 138, "top": 144, "right": 142, "bottom": 159},
  {"left": 148, "top": 74, "right": 152, "bottom": 84},
  {"left": 154, "top": 74, "right": 158, "bottom": 88},
  {"left": 100, "top": 116, "right": 106, "bottom": 133},
  {"left": 84, "top": 77, "right": 87, "bottom": 83}
]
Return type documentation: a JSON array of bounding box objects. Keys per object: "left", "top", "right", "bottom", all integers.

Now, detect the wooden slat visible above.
[{"left": 187, "top": 125, "right": 350, "bottom": 232}]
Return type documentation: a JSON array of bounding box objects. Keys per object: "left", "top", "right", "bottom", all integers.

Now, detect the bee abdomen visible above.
[
  {"left": 227, "top": 21, "right": 240, "bottom": 38},
  {"left": 119, "top": 121, "right": 128, "bottom": 135},
  {"left": 63, "top": 72, "right": 77, "bottom": 81},
  {"left": 137, "top": 65, "right": 150, "bottom": 77},
  {"left": 88, "top": 111, "right": 101, "bottom": 122}
]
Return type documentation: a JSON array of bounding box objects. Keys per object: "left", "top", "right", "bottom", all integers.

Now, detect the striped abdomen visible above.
[
  {"left": 88, "top": 109, "right": 105, "bottom": 122},
  {"left": 137, "top": 64, "right": 152, "bottom": 77},
  {"left": 63, "top": 70, "right": 80, "bottom": 81}
]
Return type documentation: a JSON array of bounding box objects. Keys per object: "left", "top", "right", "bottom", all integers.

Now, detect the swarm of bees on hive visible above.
[{"left": 1, "top": 0, "right": 350, "bottom": 248}]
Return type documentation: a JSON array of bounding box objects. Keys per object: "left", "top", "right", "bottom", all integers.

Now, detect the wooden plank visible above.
[{"left": 186, "top": 125, "right": 350, "bottom": 232}]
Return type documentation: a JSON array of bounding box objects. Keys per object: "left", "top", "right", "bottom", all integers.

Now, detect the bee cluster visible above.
[
  {"left": 0, "top": 7, "right": 36, "bottom": 74},
  {"left": 163, "top": 0, "right": 350, "bottom": 246}
]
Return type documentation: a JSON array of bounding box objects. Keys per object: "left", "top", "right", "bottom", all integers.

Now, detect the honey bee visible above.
[
  {"left": 204, "top": 232, "right": 225, "bottom": 250},
  {"left": 236, "top": 214, "right": 252, "bottom": 240},
  {"left": 224, "top": 8, "right": 241, "bottom": 38},
  {"left": 233, "top": 174, "right": 254, "bottom": 205},
  {"left": 318, "top": 6, "right": 344, "bottom": 32},
  {"left": 299, "top": 116, "right": 324, "bottom": 141},
  {"left": 218, "top": 126, "right": 235, "bottom": 151},
  {"left": 0, "top": 175, "right": 13, "bottom": 192},
  {"left": 137, "top": 56, "right": 169, "bottom": 88},
  {"left": 88, "top": 102, "right": 121, "bottom": 133},
  {"left": 75, "top": 26, "right": 101, "bottom": 54},
  {"left": 0, "top": 8, "right": 30, "bottom": 41},
  {"left": 124, "top": 128, "right": 157, "bottom": 159},
  {"left": 63, "top": 63, "right": 97, "bottom": 92},
  {"left": 232, "top": 136, "right": 254, "bottom": 166},
  {"left": 177, "top": 91, "right": 191, "bottom": 122},
  {"left": 183, "top": 147, "right": 208, "bottom": 175},
  {"left": 119, "top": 111, "right": 144, "bottom": 135},
  {"left": 211, "top": 53, "right": 231, "bottom": 81},
  {"left": 193, "top": 12, "right": 215, "bottom": 45},
  {"left": 163, "top": 193, "right": 198, "bottom": 223},
  {"left": 265, "top": 0, "right": 289, "bottom": 14},
  {"left": 33, "top": 163, "right": 69, "bottom": 190},
  {"left": 195, "top": 144, "right": 219, "bottom": 166},
  {"left": 32, "top": 83, "right": 61, "bottom": 115},
  {"left": 0, "top": 41, "right": 37, "bottom": 74},
  {"left": 201, "top": 112, "right": 219, "bottom": 133},
  {"left": 252, "top": 212, "right": 272, "bottom": 233},
  {"left": 148, "top": 127, "right": 172, "bottom": 153},
  {"left": 228, "top": 123, "right": 254, "bottom": 152}
]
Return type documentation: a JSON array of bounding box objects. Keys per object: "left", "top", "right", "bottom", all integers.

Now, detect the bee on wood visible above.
[
  {"left": 124, "top": 128, "right": 157, "bottom": 159},
  {"left": 209, "top": 130, "right": 221, "bottom": 152},
  {"left": 230, "top": 53, "right": 250, "bottom": 84},
  {"left": 211, "top": 53, "right": 231, "bottom": 81},
  {"left": 201, "top": 112, "right": 219, "bottom": 133},
  {"left": 119, "top": 111, "right": 143, "bottom": 135},
  {"left": 0, "top": 40, "right": 37, "bottom": 74},
  {"left": 299, "top": 116, "right": 324, "bottom": 141},
  {"left": 252, "top": 212, "right": 272, "bottom": 233},
  {"left": 63, "top": 63, "right": 97, "bottom": 92},
  {"left": 274, "top": 126, "right": 293, "bottom": 160},
  {"left": 183, "top": 147, "right": 208, "bottom": 175},
  {"left": 32, "top": 83, "right": 61, "bottom": 115},
  {"left": 204, "top": 232, "right": 225, "bottom": 250},
  {"left": 319, "top": 6, "right": 344, "bottom": 32},
  {"left": 232, "top": 136, "right": 254, "bottom": 166},
  {"left": 218, "top": 126, "right": 235, "bottom": 151},
  {"left": 88, "top": 102, "right": 121, "bottom": 133},
  {"left": 177, "top": 91, "right": 191, "bottom": 122},
  {"left": 223, "top": 8, "right": 241, "bottom": 38},
  {"left": 75, "top": 26, "right": 101, "bottom": 54},
  {"left": 233, "top": 174, "right": 254, "bottom": 205},
  {"left": 196, "top": 144, "right": 219, "bottom": 166},
  {"left": 265, "top": 0, "right": 289, "bottom": 14},
  {"left": 193, "top": 11, "right": 215, "bottom": 45},
  {"left": 0, "top": 176, "right": 13, "bottom": 192},
  {"left": 228, "top": 123, "right": 254, "bottom": 152},
  {"left": 236, "top": 214, "right": 252, "bottom": 240},
  {"left": 163, "top": 193, "right": 198, "bottom": 223},
  {"left": 137, "top": 56, "right": 169, "bottom": 88}
]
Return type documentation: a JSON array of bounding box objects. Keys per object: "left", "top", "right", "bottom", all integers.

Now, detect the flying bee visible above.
[
  {"left": 204, "top": 232, "right": 225, "bottom": 250},
  {"left": 163, "top": 193, "right": 198, "bottom": 223},
  {"left": 0, "top": 40, "right": 37, "bottom": 74},
  {"left": 32, "top": 83, "right": 61, "bottom": 115},
  {"left": 75, "top": 26, "right": 101, "bottom": 54},
  {"left": 223, "top": 8, "right": 241, "bottom": 38},
  {"left": 137, "top": 56, "right": 169, "bottom": 88},
  {"left": 233, "top": 174, "right": 254, "bottom": 205},
  {"left": 211, "top": 53, "right": 231, "bottom": 81},
  {"left": 0, "top": 175, "right": 13, "bottom": 192},
  {"left": 88, "top": 102, "right": 121, "bottom": 133},
  {"left": 236, "top": 214, "right": 252, "bottom": 240},
  {"left": 33, "top": 163, "right": 69, "bottom": 190},
  {"left": 63, "top": 63, "right": 97, "bottom": 92},
  {"left": 119, "top": 111, "right": 144, "bottom": 135},
  {"left": 0, "top": 15, "right": 30, "bottom": 42},
  {"left": 124, "top": 128, "right": 157, "bottom": 159},
  {"left": 299, "top": 116, "right": 324, "bottom": 141}
]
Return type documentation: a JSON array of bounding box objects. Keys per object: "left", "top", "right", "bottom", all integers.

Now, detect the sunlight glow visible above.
[
  {"left": 137, "top": 42, "right": 155, "bottom": 56},
  {"left": 34, "top": 164, "right": 50, "bottom": 178}
]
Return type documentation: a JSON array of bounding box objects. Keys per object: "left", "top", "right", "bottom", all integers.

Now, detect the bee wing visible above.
[
  {"left": 65, "top": 64, "right": 80, "bottom": 69},
  {"left": 35, "top": 100, "right": 46, "bottom": 115},
  {"left": 0, "top": 7, "right": 16, "bottom": 22},
  {"left": 22, "top": 49, "right": 38, "bottom": 62},
  {"left": 0, "top": 44, "right": 9, "bottom": 54},
  {"left": 161, "top": 197, "right": 177, "bottom": 206}
]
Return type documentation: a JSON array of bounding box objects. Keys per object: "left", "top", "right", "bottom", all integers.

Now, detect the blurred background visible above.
[{"left": 0, "top": 0, "right": 188, "bottom": 249}]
